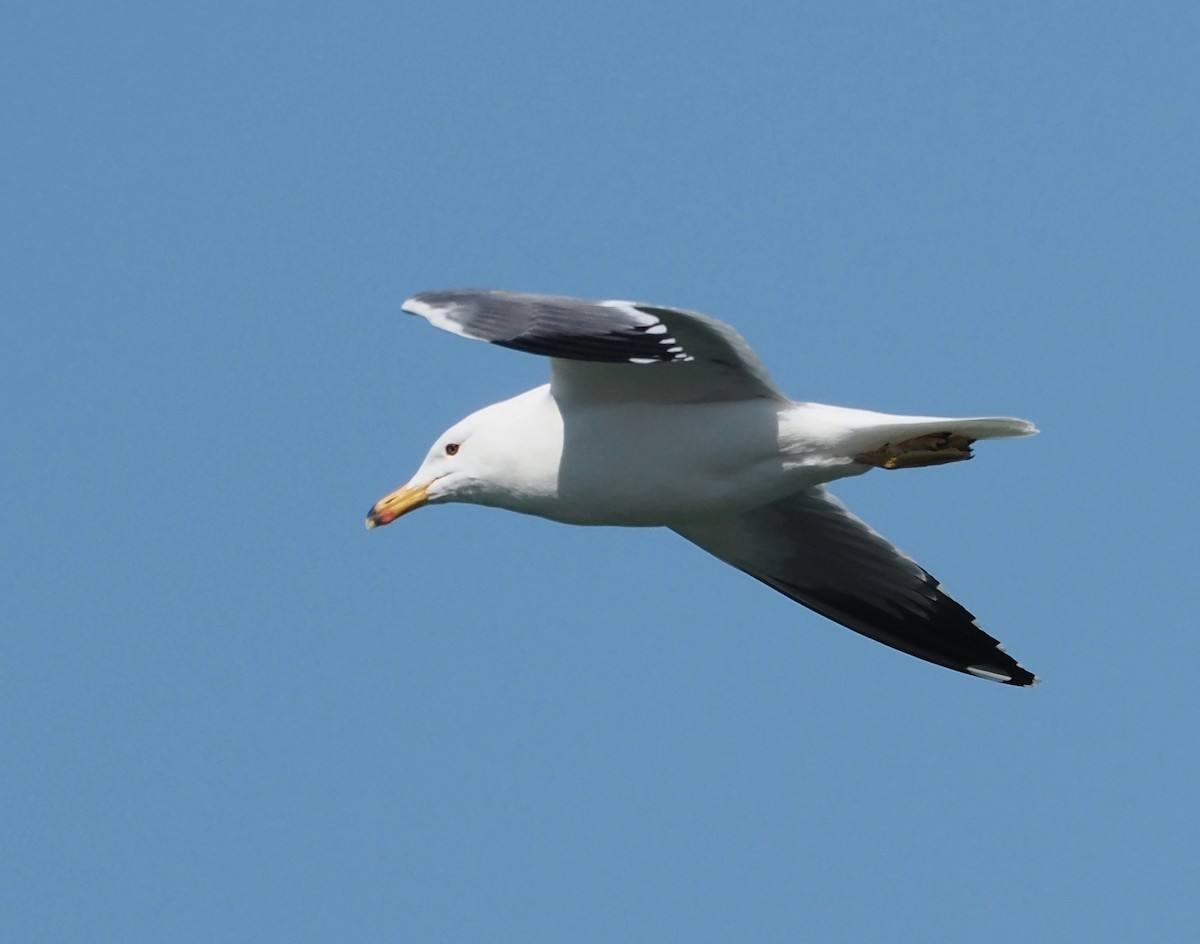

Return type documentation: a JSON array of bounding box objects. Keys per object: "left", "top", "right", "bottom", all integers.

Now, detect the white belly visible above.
[{"left": 498, "top": 393, "right": 862, "bottom": 527}]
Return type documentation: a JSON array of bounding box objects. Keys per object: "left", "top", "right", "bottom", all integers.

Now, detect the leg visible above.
[{"left": 856, "top": 432, "right": 975, "bottom": 470}]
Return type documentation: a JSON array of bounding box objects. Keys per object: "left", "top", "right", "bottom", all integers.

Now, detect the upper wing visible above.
[
  {"left": 402, "top": 290, "right": 785, "bottom": 404},
  {"left": 671, "top": 487, "right": 1037, "bottom": 686}
]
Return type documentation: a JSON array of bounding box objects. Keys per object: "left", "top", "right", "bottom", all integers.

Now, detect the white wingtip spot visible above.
[
  {"left": 599, "top": 299, "right": 661, "bottom": 327},
  {"left": 966, "top": 666, "right": 1013, "bottom": 683},
  {"left": 402, "top": 296, "right": 474, "bottom": 338},
  {"left": 401, "top": 296, "right": 432, "bottom": 316}
]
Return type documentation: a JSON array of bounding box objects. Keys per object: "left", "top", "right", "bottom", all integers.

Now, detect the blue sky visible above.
[{"left": 4, "top": 2, "right": 1198, "bottom": 941}]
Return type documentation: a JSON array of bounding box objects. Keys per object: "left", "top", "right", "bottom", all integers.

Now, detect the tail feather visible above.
[
  {"left": 787, "top": 403, "right": 1037, "bottom": 463},
  {"left": 850, "top": 414, "right": 1038, "bottom": 444},
  {"left": 851, "top": 416, "right": 1036, "bottom": 470},
  {"left": 945, "top": 416, "right": 1038, "bottom": 439}
]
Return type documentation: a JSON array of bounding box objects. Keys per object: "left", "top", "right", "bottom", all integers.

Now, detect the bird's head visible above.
[
  {"left": 364, "top": 412, "right": 489, "bottom": 528},
  {"left": 365, "top": 388, "right": 558, "bottom": 529}
]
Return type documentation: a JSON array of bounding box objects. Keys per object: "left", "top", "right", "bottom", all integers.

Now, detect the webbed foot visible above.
[{"left": 856, "top": 432, "right": 975, "bottom": 470}]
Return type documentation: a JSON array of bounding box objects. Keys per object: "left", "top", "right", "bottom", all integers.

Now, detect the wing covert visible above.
[{"left": 402, "top": 289, "right": 785, "bottom": 404}]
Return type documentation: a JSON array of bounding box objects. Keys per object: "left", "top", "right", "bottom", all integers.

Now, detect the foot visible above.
[{"left": 856, "top": 432, "right": 975, "bottom": 470}]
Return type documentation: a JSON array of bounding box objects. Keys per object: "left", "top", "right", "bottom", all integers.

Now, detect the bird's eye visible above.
[{"left": 445, "top": 443, "right": 460, "bottom": 456}]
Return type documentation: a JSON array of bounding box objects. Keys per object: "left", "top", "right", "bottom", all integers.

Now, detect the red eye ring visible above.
[{"left": 445, "top": 443, "right": 460, "bottom": 456}]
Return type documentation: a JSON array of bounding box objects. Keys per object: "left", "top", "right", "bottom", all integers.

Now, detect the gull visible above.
[{"left": 367, "top": 290, "right": 1038, "bottom": 685}]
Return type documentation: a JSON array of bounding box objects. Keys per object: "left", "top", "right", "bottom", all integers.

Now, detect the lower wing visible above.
[{"left": 671, "top": 487, "right": 1037, "bottom": 686}]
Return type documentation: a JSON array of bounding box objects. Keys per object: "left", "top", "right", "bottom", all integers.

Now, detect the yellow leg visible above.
[{"left": 856, "top": 432, "right": 975, "bottom": 470}]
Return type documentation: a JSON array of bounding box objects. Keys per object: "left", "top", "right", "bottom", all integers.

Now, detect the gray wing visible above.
[
  {"left": 671, "top": 487, "right": 1037, "bottom": 686},
  {"left": 402, "top": 290, "right": 785, "bottom": 404}
]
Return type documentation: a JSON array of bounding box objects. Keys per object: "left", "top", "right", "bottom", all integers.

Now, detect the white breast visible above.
[{"left": 481, "top": 388, "right": 860, "bottom": 527}]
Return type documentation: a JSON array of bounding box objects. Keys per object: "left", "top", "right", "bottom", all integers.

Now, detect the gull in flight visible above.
[{"left": 367, "top": 290, "right": 1038, "bottom": 686}]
